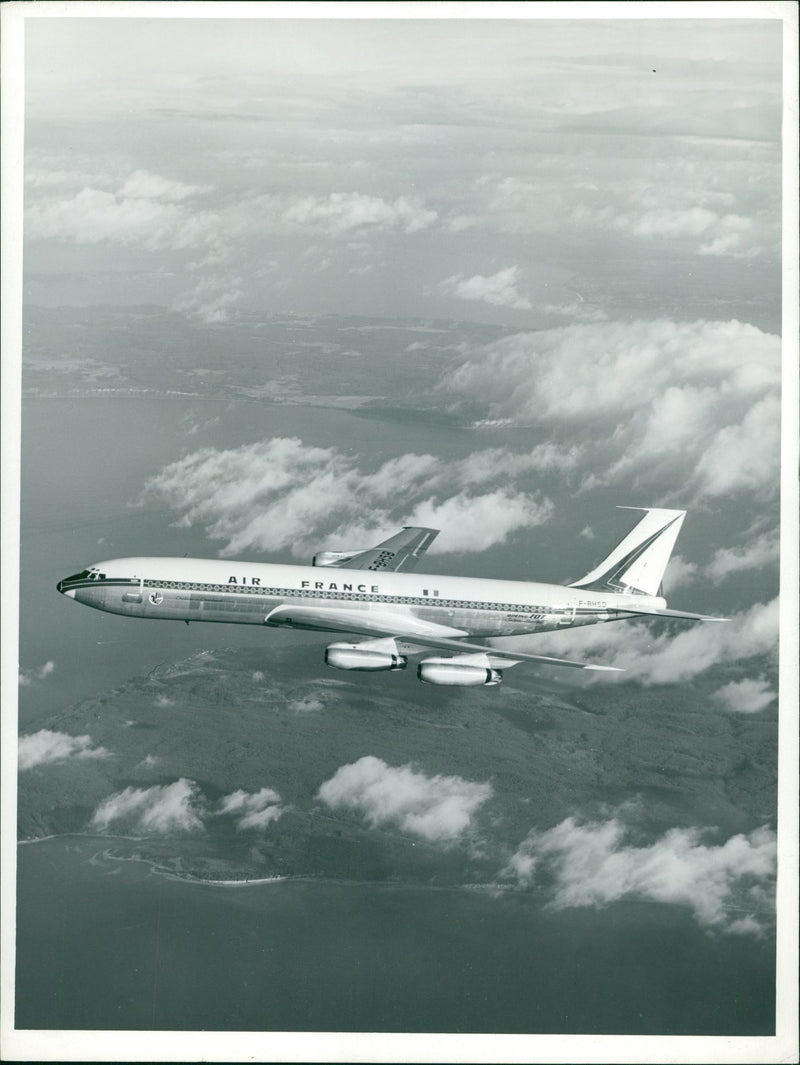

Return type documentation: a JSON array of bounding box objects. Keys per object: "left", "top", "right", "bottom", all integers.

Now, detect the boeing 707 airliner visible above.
[{"left": 56, "top": 507, "right": 722, "bottom": 686}]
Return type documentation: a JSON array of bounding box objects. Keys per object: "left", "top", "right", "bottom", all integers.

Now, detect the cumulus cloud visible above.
[
  {"left": 439, "top": 266, "right": 531, "bottom": 310},
  {"left": 705, "top": 530, "right": 779, "bottom": 582},
  {"left": 289, "top": 694, "right": 326, "bottom": 713},
  {"left": 403, "top": 491, "right": 552, "bottom": 554},
  {"left": 26, "top": 183, "right": 221, "bottom": 252},
  {"left": 663, "top": 531, "right": 779, "bottom": 592},
  {"left": 440, "top": 318, "right": 780, "bottom": 501},
  {"left": 18, "top": 660, "right": 55, "bottom": 686},
  {"left": 661, "top": 554, "right": 699, "bottom": 592},
  {"left": 480, "top": 160, "right": 777, "bottom": 262},
  {"left": 18, "top": 729, "right": 110, "bottom": 771},
  {"left": 216, "top": 787, "right": 284, "bottom": 831},
  {"left": 119, "top": 169, "right": 212, "bottom": 202},
  {"left": 317, "top": 756, "right": 492, "bottom": 843},
  {"left": 571, "top": 203, "right": 763, "bottom": 259},
  {"left": 494, "top": 598, "right": 778, "bottom": 685},
  {"left": 502, "top": 814, "right": 776, "bottom": 934},
  {"left": 172, "top": 273, "right": 244, "bottom": 323},
  {"left": 90, "top": 779, "right": 204, "bottom": 834},
  {"left": 140, "top": 436, "right": 553, "bottom": 558},
  {"left": 445, "top": 319, "right": 778, "bottom": 421},
  {"left": 283, "top": 192, "right": 436, "bottom": 235},
  {"left": 712, "top": 677, "right": 777, "bottom": 714},
  {"left": 692, "top": 396, "right": 780, "bottom": 498},
  {"left": 543, "top": 299, "right": 608, "bottom": 323}
]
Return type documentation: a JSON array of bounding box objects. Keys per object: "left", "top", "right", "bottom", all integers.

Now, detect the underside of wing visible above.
[
  {"left": 264, "top": 603, "right": 621, "bottom": 672},
  {"left": 313, "top": 526, "right": 439, "bottom": 572}
]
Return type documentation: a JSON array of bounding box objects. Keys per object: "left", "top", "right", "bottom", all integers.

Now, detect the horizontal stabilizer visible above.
[
  {"left": 570, "top": 507, "right": 686, "bottom": 597},
  {"left": 612, "top": 604, "right": 727, "bottom": 623}
]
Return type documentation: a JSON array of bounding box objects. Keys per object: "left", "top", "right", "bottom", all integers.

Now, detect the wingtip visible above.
[{"left": 585, "top": 664, "right": 625, "bottom": 672}]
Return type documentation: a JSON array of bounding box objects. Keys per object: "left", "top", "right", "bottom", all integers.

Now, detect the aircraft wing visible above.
[
  {"left": 324, "top": 526, "right": 439, "bottom": 572},
  {"left": 265, "top": 604, "right": 621, "bottom": 672}
]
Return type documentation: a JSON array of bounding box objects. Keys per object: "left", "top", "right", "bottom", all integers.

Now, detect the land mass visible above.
[{"left": 18, "top": 641, "right": 777, "bottom": 891}]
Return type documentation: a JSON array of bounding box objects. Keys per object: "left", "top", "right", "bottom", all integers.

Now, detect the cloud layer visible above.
[
  {"left": 317, "top": 756, "right": 492, "bottom": 843},
  {"left": 503, "top": 814, "right": 776, "bottom": 935},
  {"left": 665, "top": 528, "right": 780, "bottom": 591},
  {"left": 440, "top": 318, "right": 780, "bottom": 503},
  {"left": 18, "top": 729, "right": 109, "bottom": 771},
  {"left": 140, "top": 436, "right": 554, "bottom": 558},
  {"left": 495, "top": 598, "right": 778, "bottom": 685},
  {"left": 26, "top": 178, "right": 221, "bottom": 253},
  {"left": 23, "top": 19, "right": 780, "bottom": 330}
]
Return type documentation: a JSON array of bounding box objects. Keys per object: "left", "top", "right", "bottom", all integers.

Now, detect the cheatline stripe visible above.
[
  {"left": 140, "top": 579, "right": 620, "bottom": 616},
  {"left": 62, "top": 578, "right": 139, "bottom": 590}
]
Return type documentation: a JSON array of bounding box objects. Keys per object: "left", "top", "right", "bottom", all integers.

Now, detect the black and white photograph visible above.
[{"left": 2, "top": 2, "right": 797, "bottom": 1062}]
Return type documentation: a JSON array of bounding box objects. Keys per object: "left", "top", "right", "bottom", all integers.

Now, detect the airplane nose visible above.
[{"left": 58, "top": 569, "right": 89, "bottom": 597}]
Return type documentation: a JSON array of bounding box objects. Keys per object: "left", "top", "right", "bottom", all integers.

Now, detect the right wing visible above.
[
  {"left": 314, "top": 526, "right": 439, "bottom": 573},
  {"left": 264, "top": 603, "right": 621, "bottom": 672}
]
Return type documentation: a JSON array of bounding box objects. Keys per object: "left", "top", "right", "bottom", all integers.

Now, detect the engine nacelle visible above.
[
  {"left": 313, "top": 551, "right": 359, "bottom": 567},
  {"left": 325, "top": 643, "right": 407, "bottom": 672},
  {"left": 417, "top": 658, "right": 503, "bottom": 686}
]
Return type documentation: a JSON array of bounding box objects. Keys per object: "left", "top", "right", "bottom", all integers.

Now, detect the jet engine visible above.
[
  {"left": 325, "top": 642, "right": 408, "bottom": 672},
  {"left": 417, "top": 657, "right": 503, "bottom": 686}
]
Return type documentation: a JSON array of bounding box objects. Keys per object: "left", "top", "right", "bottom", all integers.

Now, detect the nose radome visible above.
[{"left": 56, "top": 580, "right": 64, "bottom": 594}]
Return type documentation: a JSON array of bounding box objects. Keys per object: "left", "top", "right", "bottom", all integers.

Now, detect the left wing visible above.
[
  {"left": 264, "top": 603, "right": 621, "bottom": 672},
  {"left": 313, "top": 526, "right": 439, "bottom": 572}
]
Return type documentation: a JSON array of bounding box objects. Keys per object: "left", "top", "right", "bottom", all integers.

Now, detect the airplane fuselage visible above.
[{"left": 57, "top": 556, "right": 664, "bottom": 637}]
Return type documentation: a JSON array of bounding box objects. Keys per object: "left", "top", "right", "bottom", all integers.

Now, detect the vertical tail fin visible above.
[{"left": 569, "top": 508, "right": 686, "bottom": 596}]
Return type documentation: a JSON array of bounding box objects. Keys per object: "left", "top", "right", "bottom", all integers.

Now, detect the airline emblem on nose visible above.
[{"left": 149, "top": 592, "right": 163, "bottom": 605}]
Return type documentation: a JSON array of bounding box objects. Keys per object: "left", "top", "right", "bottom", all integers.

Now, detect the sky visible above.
[
  {"left": 18, "top": 7, "right": 788, "bottom": 581},
  {"left": 22, "top": 13, "right": 783, "bottom": 327}
]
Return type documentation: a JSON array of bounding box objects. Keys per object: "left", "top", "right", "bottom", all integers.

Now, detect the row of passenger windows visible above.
[{"left": 142, "top": 579, "right": 550, "bottom": 613}]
